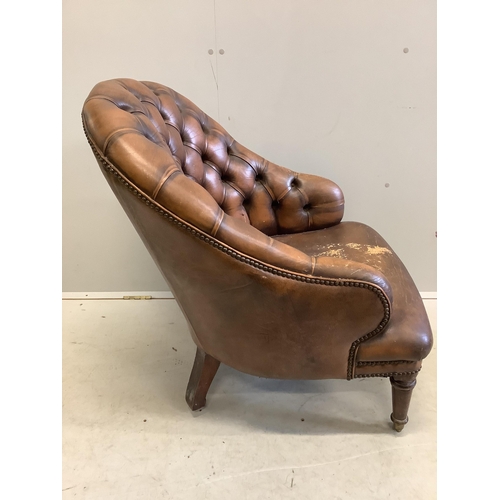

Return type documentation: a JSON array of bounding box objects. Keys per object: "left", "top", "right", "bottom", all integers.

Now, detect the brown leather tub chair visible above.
[{"left": 82, "top": 78, "right": 433, "bottom": 432}]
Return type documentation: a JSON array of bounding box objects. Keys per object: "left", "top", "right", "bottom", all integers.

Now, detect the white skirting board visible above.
[
  {"left": 62, "top": 291, "right": 436, "bottom": 300},
  {"left": 62, "top": 291, "right": 175, "bottom": 300}
]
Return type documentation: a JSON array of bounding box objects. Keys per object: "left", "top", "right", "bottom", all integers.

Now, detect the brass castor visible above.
[{"left": 391, "top": 413, "right": 409, "bottom": 432}]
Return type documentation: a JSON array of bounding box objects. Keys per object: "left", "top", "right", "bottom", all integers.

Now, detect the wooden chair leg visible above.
[
  {"left": 390, "top": 373, "right": 417, "bottom": 432},
  {"left": 185, "top": 347, "right": 220, "bottom": 411}
]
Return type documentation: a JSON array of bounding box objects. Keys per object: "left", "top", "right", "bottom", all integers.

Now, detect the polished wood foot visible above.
[
  {"left": 390, "top": 373, "right": 417, "bottom": 432},
  {"left": 185, "top": 347, "right": 220, "bottom": 411}
]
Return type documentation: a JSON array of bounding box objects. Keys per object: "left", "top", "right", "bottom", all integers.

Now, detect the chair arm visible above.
[
  {"left": 313, "top": 255, "right": 393, "bottom": 305},
  {"left": 180, "top": 250, "right": 391, "bottom": 380},
  {"left": 215, "top": 211, "right": 393, "bottom": 305},
  {"left": 228, "top": 142, "right": 345, "bottom": 234},
  {"left": 292, "top": 172, "right": 345, "bottom": 230},
  {"left": 260, "top": 166, "right": 345, "bottom": 233}
]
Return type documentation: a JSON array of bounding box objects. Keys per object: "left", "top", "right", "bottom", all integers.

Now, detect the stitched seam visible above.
[
  {"left": 164, "top": 121, "right": 181, "bottom": 134},
  {"left": 102, "top": 128, "right": 143, "bottom": 156},
  {"left": 204, "top": 161, "right": 220, "bottom": 175},
  {"left": 294, "top": 185, "right": 312, "bottom": 228},
  {"left": 263, "top": 160, "right": 270, "bottom": 175},
  {"left": 84, "top": 95, "right": 122, "bottom": 107},
  {"left": 183, "top": 141, "right": 202, "bottom": 155},
  {"left": 152, "top": 167, "right": 179, "bottom": 200},
  {"left": 221, "top": 183, "right": 227, "bottom": 210},
  {"left": 230, "top": 153, "right": 258, "bottom": 174},
  {"left": 261, "top": 182, "right": 276, "bottom": 201},
  {"left": 211, "top": 210, "right": 224, "bottom": 236},
  {"left": 140, "top": 98, "right": 157, "bottom": 107},
  {"left": 224, "top": 180, "right": 245, "bottom": 199},
  {"left": 83, "top": 116, "right": 391, "bottom": 380},
  {"left": 276, "top": 185, "right": 292, "bottom": 202}
]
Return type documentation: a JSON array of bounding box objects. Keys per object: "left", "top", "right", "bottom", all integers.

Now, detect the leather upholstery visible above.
[
  {"left": 274, "top": 222, "right": 433, "bottom": 373},
  {"left": 82, "top": 78, "right": 432, "bottom": 381},
  {"left": 84, "top": 79, "right": 344, "bottom": 234}
]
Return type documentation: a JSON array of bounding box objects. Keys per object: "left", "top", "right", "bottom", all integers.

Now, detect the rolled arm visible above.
[
  {"left": 214, "top": 209, "right": 393, "bottom": 305},
  {"left": 292, "top": 172, "right": 345, "bottom": 230}
]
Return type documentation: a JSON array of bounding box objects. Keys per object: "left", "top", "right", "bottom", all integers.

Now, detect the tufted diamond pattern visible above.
[{"left": 83, "top": 78, "right": 344, "bottom": 236}]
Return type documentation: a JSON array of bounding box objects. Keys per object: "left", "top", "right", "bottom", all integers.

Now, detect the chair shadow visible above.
[
  {"left": 194, "top": 364, "right": 395, "bottom": 435},
  {"left": 87, "top": 327, "right": 395, "bottom": 436}
]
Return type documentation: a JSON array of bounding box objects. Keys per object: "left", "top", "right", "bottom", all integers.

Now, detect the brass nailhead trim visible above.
[
  {"left": 353, "top": 368, "right": 421, "bottom": 378},
  {"left": 83, "top": 116, "right": 391, "bottom": 380},
  {"left": 356, "top": 360, "right": 415, "bottom": 367}
]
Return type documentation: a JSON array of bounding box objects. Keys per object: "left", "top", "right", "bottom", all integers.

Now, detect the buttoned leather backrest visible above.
[{"left": 82, "top": 79, "right": 344, "bottom": 236}]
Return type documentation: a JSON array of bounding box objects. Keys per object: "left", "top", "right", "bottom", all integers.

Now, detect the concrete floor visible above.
[{"left": 62, "top": 298, "right": 436, "bottom": 500}]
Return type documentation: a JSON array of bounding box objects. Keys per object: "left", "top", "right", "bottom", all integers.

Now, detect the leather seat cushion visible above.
[{"left": 273, "top": 221, "right": 433, "bottom": 364}]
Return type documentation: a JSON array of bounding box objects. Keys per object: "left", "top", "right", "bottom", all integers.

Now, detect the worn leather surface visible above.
[
  {"left": 82, "top": 78, "right": 432, "bottom": 380},
  {"left": 273, "top": 222, "right": 433, "bottom": 366}
]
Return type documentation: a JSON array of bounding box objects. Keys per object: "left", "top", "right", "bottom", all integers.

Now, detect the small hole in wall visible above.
[
  {"left": 385, "top": 183, "right": 390, "bottom": 188},
  {"left": 403, "top": 48, "right": 409, "bottom": 53}
]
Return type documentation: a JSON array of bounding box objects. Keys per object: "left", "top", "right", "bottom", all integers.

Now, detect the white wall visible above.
[{"left": 63, "top": 0, "right": 436, "bottom": 292}]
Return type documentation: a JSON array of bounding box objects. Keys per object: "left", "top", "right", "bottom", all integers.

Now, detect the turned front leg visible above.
[
  {"left": 185, "top": 347, "right": 220, "bottom": 411},
  {"left": 390, "top": 373, "right": 417, "bottom": 432}
]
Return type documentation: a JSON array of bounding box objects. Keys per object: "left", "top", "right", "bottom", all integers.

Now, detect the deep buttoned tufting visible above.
[{"left": 83, "top": 79, "right": 344, "bottom": 236}]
